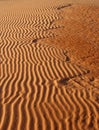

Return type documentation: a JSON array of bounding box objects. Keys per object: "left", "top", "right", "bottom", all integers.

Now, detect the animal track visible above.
[{"left": 57, "top": 4, "right": 72, "bottom": 10}]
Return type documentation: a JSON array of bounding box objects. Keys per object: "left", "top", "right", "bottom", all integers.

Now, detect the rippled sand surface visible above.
[{"left": 0, "top": 0, "right": 99, "bottom": 130}]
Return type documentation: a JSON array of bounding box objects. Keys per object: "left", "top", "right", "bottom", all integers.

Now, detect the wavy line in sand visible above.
[{"left": 0, "top": 1, "right": 99, "bottom": 130}]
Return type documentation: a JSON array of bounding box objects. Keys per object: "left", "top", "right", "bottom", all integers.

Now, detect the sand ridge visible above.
[{"left": 0, "top": 0, "right": 99, "bottom": 130}]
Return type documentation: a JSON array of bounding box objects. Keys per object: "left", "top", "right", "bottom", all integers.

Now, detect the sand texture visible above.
[{"left": 0, "top": 0, "right": 99, "bottom": 130}]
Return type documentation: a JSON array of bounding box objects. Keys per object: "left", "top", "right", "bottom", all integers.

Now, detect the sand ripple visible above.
[{"left": 0, "top": 1, "right": 99, "bottom": 130}]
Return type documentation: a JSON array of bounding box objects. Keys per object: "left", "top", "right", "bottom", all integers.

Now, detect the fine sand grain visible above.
[{"left": 0, "top": 0, "right": 99, "bottom": 130}]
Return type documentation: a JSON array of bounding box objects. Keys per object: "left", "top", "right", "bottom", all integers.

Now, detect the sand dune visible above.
[{"left": 0, "top": 0, "right": 99, "bottom": 130}]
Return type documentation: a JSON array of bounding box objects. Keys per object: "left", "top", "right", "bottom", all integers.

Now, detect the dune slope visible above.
[{"left": 0, "top": 1, "right": 99, "bottom": 130}]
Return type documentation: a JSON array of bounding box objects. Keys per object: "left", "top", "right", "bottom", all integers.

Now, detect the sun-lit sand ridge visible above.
[{"left": 0, "top": 0, "right": 99, "bottom": 130}]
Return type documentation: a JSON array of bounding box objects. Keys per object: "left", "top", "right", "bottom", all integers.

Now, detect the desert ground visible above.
[{"left": 0, "top": 0, "right": 99, "bottom": 130}]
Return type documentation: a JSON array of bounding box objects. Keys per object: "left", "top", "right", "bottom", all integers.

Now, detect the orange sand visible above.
[{"left": 0, "top": 1, "right": 99, "bottom": 130}]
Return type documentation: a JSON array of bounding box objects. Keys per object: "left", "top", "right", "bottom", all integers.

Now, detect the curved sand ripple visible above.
[{"left": 0, "top": 1, "right": 99, "bottom": 130}]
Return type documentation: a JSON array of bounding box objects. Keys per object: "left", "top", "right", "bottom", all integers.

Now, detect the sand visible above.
[{"left": 0, "top": 0, "right": 99, "bottom": 130}]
